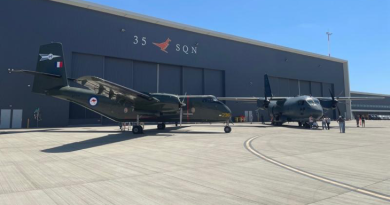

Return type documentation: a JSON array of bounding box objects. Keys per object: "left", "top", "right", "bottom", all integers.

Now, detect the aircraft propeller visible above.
[{"left": 329, "top": 89, "right": 342, "bottom": 116}]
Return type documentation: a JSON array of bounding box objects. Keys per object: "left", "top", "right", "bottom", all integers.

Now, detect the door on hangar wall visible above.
[{"left": 0, "top": 109, "right": 11, "bottom": 129}]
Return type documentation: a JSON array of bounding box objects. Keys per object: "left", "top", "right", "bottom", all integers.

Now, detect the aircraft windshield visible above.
[
  {"left": 306, "top": 98, "right": 320, "bottom": 106},
  {"left": 203, "top": 97, "right": 218, "bottom": 102}
]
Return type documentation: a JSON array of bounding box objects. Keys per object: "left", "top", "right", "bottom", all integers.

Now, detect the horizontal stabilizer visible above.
[{"left": 8, "top": 69, "right": 62, "bottom": 78}]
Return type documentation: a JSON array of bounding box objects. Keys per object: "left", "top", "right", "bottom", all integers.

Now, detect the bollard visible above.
[{"left": 27, "top": 118, "right": 30, "bottom": 128}]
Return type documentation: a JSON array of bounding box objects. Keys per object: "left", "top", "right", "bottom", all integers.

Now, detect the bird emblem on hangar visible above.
[{"left": 153, "top": 38, "right": 171, "bottom": 53}]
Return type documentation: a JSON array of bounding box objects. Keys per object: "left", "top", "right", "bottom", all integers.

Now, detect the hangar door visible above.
[
  {"left": 183, "top": 67, "right": 203, "bottom": 95},
  {"left": 159, "top": 64, "right": 181, "bottom": 94},
  {"left": 204, "top": 69, "right": 224, "bottom": 97}
]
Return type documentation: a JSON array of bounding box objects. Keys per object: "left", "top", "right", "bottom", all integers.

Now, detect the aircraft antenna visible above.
[{"left": 326, "top": 31, "right": 333, "bottom": 57}]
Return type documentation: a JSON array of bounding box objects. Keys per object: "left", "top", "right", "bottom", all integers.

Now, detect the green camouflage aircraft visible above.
[
  {"left": 218, "top": 75, "right": 383, "bottom": 127},
  {"left": 9, "top": 43, "right": 232, "bottom": 134}
]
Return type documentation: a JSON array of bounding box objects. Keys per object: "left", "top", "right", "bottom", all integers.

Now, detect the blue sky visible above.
[{"left": 89, "top": 0, "right": 389, "bottom": 94}]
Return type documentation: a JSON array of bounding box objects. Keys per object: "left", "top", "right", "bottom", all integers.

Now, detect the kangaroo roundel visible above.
[{"left": 89, "top": 97, "right": 98, "bottom": 106}]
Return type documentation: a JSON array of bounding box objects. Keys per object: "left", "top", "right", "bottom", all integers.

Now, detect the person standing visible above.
[
  {"left": 322, "top": 117, "right": 327, "bottom": 130},
  {"left": 356, "top": 115, "right": 360, "bottom": 127},
  {"left": 309, "top": 116, "right": 314, "bottom": 129},
  {"left": 326, "top": 116, "right": 331, "bottom": 130},
  {"left": 261, "top": 115, "right": 265, "bottom": 124},
  {"left": 337, "top": 115, "right": 346, "bottom": 133},
  {"left": 362, "top": 116, "right": 366, "bottom": 127}
]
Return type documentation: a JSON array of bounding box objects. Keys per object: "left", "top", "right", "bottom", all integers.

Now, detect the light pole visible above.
[{"left": 326, "top": 31, "right": 332, "bottom": 57}]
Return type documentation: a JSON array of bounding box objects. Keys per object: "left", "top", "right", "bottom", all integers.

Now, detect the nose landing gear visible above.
[{"left": 224, "top": 120, "right": 232, "bottom": 133}]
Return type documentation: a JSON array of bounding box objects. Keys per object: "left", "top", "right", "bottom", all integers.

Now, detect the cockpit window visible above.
[
  {"left": 306, "top": 98, "right": 320, "bottom": 106},
  {"left": 202, "top": 97, "right": 218, "bottom": 103}
]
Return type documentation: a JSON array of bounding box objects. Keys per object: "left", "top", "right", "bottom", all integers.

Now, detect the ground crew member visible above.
[{"left": 337, "top": 115, "right": 346, "bottom": 133}]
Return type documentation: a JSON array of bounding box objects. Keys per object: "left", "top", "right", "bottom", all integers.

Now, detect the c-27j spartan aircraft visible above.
[
  {"left": 218, "top": 75, "right": 383, "bottom": 128},
  {"left": 9, "top": 43, "right": 232, "bottom": 134}
]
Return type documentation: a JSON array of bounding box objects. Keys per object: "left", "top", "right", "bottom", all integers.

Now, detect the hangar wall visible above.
[{"left": 0, "top": 0, "right": 350, "bottom": 128}]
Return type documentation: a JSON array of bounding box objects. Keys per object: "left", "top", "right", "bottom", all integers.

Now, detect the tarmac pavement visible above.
[{"left": 0, "top": 120, "right": 389, "bottom": 205}]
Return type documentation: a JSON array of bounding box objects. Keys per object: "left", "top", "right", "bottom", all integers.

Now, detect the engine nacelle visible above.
[
  {"left": 257, "top": 99, "right": 269, "bottom": 109},
  {"left": 320, "top": 100, "right": 337, "bottom": 110}
]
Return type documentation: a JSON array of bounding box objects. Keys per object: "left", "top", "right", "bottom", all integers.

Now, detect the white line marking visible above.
[{"left": 245, "top": 136, "right": 390, "bottom": 202}]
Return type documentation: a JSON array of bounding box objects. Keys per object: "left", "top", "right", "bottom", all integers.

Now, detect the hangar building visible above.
[
  {"left": 1, "top": 0, "right": 354, "bottom": 128},
  {"left": 351, "top": 91, "right": 390, "bottom": 118}
]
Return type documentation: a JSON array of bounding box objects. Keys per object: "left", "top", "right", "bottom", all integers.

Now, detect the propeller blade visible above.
[{"left": 329, "top": 89, "right": 335, "bottom": 100}]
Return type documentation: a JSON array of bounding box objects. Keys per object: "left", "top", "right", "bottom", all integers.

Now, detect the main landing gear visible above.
[
  {"left": 132, "top": 115, "right": 144, "bottom": 134},
  {"left": 224, "top": 120, "right": 232, "bottom": 133},
  {"left": 157, "top": 123, "right": 166, "bottom": 130}
]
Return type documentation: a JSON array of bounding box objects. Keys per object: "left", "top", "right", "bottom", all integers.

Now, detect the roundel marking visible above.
[{"left": 89, "top": 97, "right": 98, "bottom": 106}]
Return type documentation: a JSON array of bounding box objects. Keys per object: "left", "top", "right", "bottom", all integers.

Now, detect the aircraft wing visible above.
[
  {"left": 74, "top": 76, "right": 159, "bottom": 103},
  {"left": 317, "top": 97, "right": 384, "bottom": 101},
  {"left": 217, "top": 97, "right": 288, "bottom": 102},
  {"left": 217, "top": 97, "right": 263, "bottom": 102}
]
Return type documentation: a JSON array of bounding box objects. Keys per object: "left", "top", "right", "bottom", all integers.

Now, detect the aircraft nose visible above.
[
  {"left": 219, "top": 102, "right": 232, "bottom": 119},
  {"left": 311, "top": 106, "right": 323, "bottom": 120},
  {"left": 223, "top": 103, "right": 231, "bottom": 114}
]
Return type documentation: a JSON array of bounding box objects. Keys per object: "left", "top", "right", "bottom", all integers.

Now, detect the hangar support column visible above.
[{"left": 343, "top": 62, "right": 352, "bottom": 120}]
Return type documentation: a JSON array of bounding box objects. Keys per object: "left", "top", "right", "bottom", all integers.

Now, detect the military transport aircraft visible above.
[
  {"left": 9, "top": 43, "right": 232, "bottom": 134},
  {"left": 218, "top": 75, "right": 383, "bottom": 127}
]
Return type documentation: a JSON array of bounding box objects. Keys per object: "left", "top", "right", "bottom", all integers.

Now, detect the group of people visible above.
[
  {"left": 309, "top": 115, "right": 346, "bottom": 133},
  {"left": 355, "top": 115, "right": 366, "bottom": 127},
  {"left": 308, "top": 116, "right": 331, "bottom": 130},
  {"left": 321, "top": 116, "right": 332, "bottom": 130}
]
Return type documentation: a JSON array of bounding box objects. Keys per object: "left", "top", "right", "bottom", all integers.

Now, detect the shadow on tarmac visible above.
[{"left": 41, "top": 126, "right": 222, "bottom": 153}]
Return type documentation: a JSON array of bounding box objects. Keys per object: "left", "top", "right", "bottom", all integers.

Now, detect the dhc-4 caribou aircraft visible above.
[
  {"left": 9, "top": 43, "right": 232, "bottom": 134},
  {"left": 218, "top": 75, "right": 383, "bottom": 127}
]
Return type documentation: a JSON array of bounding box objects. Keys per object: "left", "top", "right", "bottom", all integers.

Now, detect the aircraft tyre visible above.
[
  {"left": 132, "top": 126, "right": 143, "bottom": 134},
  {"left": 157, "top": 123, "right": 166, "bottom": 130},
  {"left": 224, "top": 126, "right": 232, "bottom": 133},
  {"left": 298, "top": 122, "right": 302, "bottom": 127}
]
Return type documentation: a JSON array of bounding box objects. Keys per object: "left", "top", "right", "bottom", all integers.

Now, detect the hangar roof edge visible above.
[
  {"left": 49, "top": 0, "right": 347, "bottom": 64},
  {"left": 351, "top": 91, "right": 390, "bottom": 97}
]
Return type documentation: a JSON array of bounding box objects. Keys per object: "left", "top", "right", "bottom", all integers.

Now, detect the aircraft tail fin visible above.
[
  {"left": 264, "top": 74, "right": 273, "bottom": 100},
  {"left": 32, "top": 43, "right": 68, "bottom": 94}
]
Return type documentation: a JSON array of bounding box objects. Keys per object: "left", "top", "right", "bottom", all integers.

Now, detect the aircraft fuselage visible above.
[
  {"left": 48, "top": 86, "right": 231, "bottom": 123},
  {"left": 267, "top": 95, "right": 323, "bottom": 124}
]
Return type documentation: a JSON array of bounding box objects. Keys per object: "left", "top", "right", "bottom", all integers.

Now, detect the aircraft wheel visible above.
[
  {"left": 224, "top": 126, "right": 232, "bottom": 133},
  {"left": 132, "top": 126, "right": 143, "bottom": 134},
  {"left": 157, "top": 123, "right": 166, "bottom": 130},
  {"left": 298, "top": 122, "right": 302, "bottom": 127}
]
